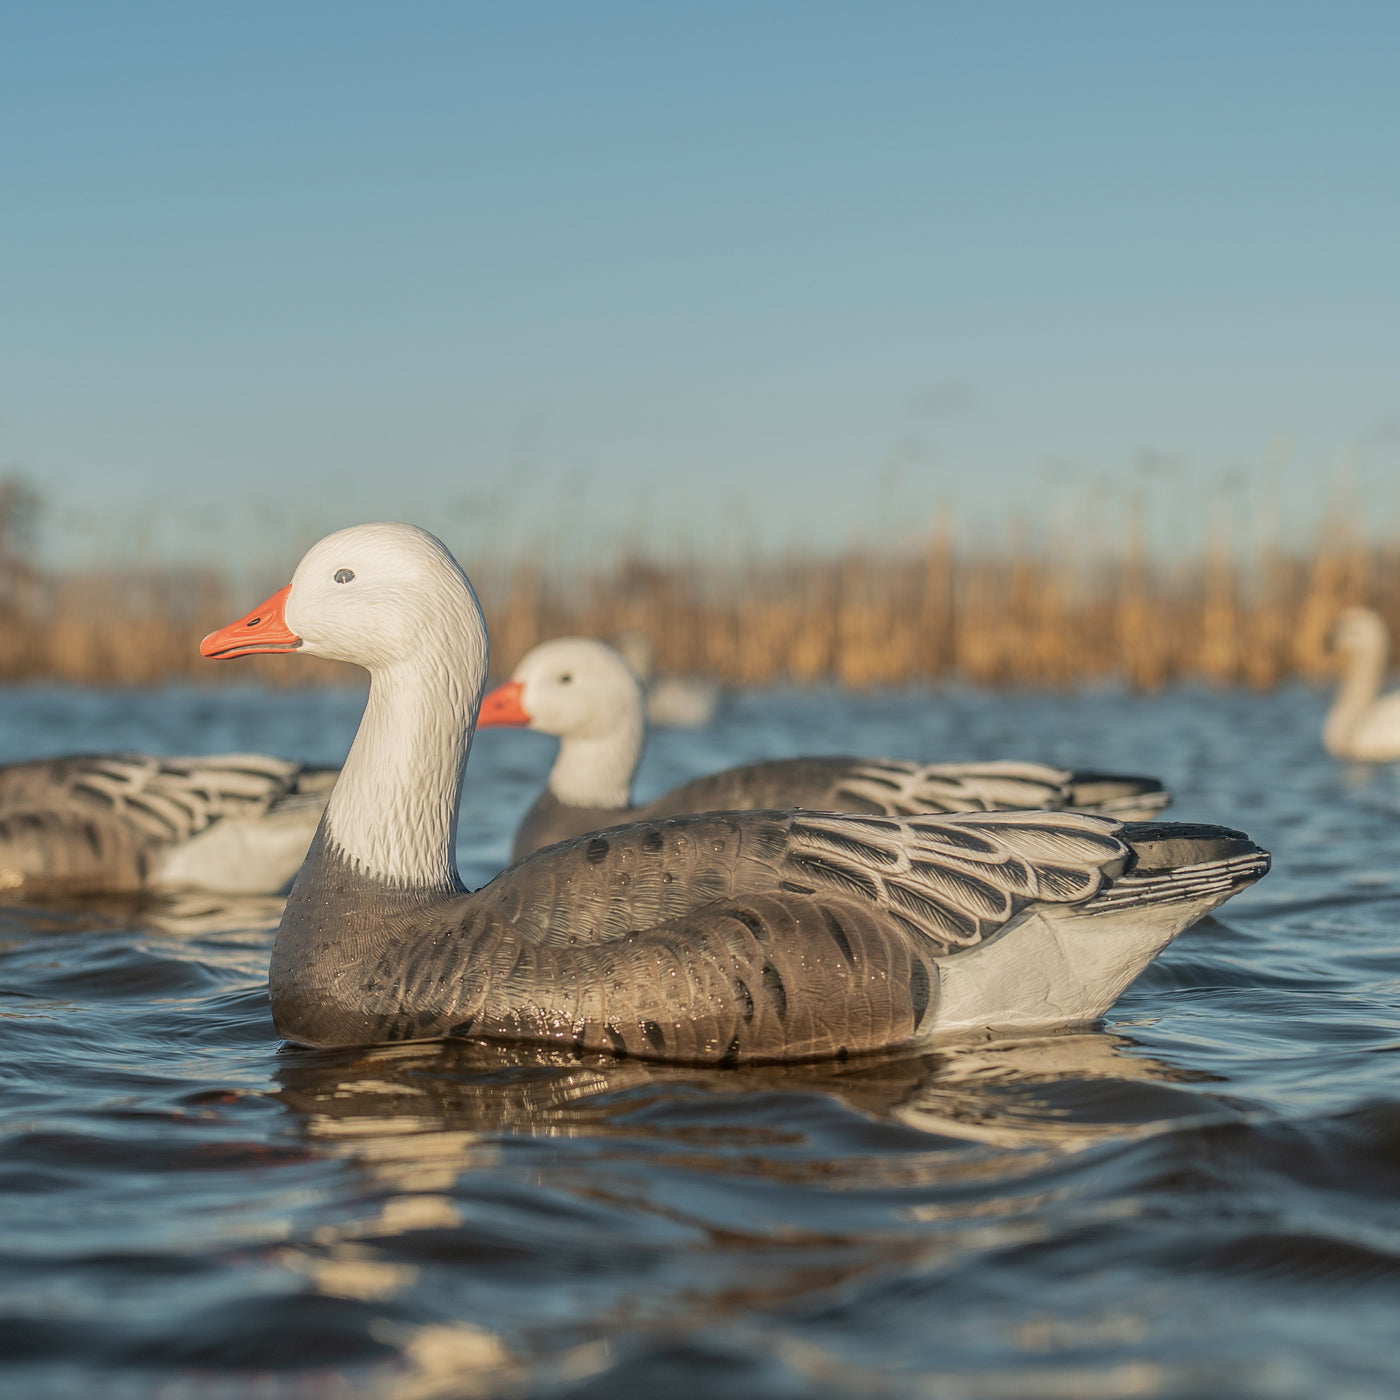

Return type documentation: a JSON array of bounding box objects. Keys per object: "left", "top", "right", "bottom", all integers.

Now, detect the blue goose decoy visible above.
[{"left": 202, "top": 523, "right": 1269, "bottom": 1062}]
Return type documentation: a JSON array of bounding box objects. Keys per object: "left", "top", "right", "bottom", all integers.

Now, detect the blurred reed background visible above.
[{"left": 2, "top": 475, "right": 1393, "bottom": 690}]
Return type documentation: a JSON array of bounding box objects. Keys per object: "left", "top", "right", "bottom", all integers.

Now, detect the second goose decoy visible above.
[
  {"left": 200, "top": 523, "right": 1268, "bottom": 1063},
  {"left": 0, "top": 752, "right": 336, "bottom": 897},
  {"left": 478, "top": 637, "right": 1172, "bottom": 860}
]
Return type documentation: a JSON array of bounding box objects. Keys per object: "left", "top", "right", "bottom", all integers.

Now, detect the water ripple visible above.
[{"left": 1, "top": 682, "right": 1398, "bottom": 1398}]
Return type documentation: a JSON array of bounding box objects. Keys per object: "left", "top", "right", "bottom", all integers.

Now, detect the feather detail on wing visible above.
[
  {"left": 1087, "top": 853, "right": 1271, "bottom": 910},
  {"left": 54, "top": 753, "right": 317, "bottom": 843},
  {"left": 830, "top": 760, "right": 1080, "bottom": 816},
  {"left": 829, "top": 760, "right": 1170, "bottom": 821},
  {"left": 783, "top": 809, "right": 1132, "bottom": 955}
]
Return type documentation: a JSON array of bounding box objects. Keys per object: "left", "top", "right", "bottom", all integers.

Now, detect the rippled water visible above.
[{"left": 2, "top": 681, "right": 1399, "bottom": 1399}]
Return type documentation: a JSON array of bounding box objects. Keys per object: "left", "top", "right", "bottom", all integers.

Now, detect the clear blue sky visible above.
[{"left": 3, "top": 2, "right": 1398, "bottom": 572}]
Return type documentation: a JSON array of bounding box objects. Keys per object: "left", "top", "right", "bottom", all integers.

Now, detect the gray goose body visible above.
[
  {"left": 511, "top": 754, "right": 1170, "bottom": 863},
  {"left": 275, "top": 806, "right": 1266, "bottom": 1061},
  {"left": 205, "top": 523, "right": 1270, "bottom": 1065},
  {"left": 0, "top": 752, "right": 336, "bottom": 896}
]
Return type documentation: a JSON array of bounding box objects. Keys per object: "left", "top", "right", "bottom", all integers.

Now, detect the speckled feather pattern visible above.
[{"left": 274, "top": 806, "right": 1265, "bottom": 1062}]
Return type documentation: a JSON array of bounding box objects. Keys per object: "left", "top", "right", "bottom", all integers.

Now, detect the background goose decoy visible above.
[
  {"left": 201, "top": 522, "right": 1268, "bottom": 1063},
  {"left": 477, "top": 636, "right": 1173, "bottom": 861},
  {"left": 0, "top": 752, "right": 336, "bottom": 897},
  {"left": 1323, "top": 606, "right": 1400, "bottom": 761},
  {"left": 613, "top": 629, "right": 722, "bottom": 728}
]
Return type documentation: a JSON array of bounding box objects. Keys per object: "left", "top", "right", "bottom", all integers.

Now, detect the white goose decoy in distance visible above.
[
  {"left": 614, "top": 630, "right": 722, "bottom": 728},
  {"left": 0, "top": 752, "right": 336, "bottom": 898},
  {"left": 477, "top": 637, "right": 1175, "bottom": 861},
  {"left": 201, "top": 523, "right": 1269, "bottom": 1062},
  {"left": 1324, "top": 606, "right": 1400, "bottom": 762}
]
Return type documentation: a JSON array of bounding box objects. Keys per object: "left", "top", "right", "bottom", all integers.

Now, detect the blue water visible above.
[{"left": 1, "top": 681, "right": 1398, "bottom": 1399}]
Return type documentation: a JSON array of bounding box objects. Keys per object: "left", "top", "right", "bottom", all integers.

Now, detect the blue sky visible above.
[{"left": 3, "top": 2, "right": 1398, "bottom": 572}]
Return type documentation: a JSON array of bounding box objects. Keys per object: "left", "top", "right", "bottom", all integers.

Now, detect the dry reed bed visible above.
[{"left": 1, "top": 530, "right": 1394, "bottom": 690}]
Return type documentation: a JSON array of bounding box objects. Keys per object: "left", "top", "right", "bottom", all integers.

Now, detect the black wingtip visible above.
[{"left": 1120, "top": 821, "right": 1268, "bottom": 873}]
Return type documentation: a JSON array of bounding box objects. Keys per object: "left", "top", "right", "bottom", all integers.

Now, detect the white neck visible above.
[
  {"left": 1325, "top": 635, "right": 1387, "bottom": 756},
  {"left": 324, "top": 621, "right": 488, "bottom": 888},
  {"left": 548, "top": 720, "right": 642, "bottom": 810}
]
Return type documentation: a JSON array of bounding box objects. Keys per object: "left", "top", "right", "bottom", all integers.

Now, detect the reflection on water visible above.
[
  {"left": 2, "top": 682, "right": 1400, "bottom": 1398},
  {"left": 276, "top": 1025, "right": 1213, "bottom": 1153},
  {"left": 265, "top": 1028, "right": 1227, "bottom": 1399}
]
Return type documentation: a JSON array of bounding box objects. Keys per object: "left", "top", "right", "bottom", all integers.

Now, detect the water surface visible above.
[{"left": 1, "top": 682, "right": 1398, "bottom": 1399}]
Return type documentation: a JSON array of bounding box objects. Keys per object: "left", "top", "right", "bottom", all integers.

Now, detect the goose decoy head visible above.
[
  {"left": 478, "top": 637, "right": 643, "bottom": 740},
  {"left": 201, "top": 523, "right": 480, "bottom": 670}
]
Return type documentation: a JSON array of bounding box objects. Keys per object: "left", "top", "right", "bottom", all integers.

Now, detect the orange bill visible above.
[
  {"left": 477, "top": 679, "right": 530, "bottom": 727},
  {"left": 200, "top": 585, "right": 301, "bottom": 659}
]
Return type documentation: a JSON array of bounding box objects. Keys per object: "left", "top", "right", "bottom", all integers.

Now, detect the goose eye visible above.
[
  {"left": 334, "top": 569, "right": 355, "bottom": 584},
  {"left": 559, "top": 673, "right": 573, "bottom": 684}
]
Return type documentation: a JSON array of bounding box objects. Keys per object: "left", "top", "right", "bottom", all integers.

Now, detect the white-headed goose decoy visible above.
[
  {"left": 1324, "top": 606, "right": 1400, "bottom": 762},
  {"left": 477, "top": 637, "right": 1173, "bottom": 861},
  {"left": 202, "top": 523, "right": 1269, "bottom": 1063},
  {"left": 0, "top": 752, "right": 336, "bottom": 897}
]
